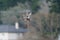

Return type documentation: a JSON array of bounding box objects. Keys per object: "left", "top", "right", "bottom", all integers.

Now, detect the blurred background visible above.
[{"left": 0, "top": 0, "right": 60, "bottom": 40}]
